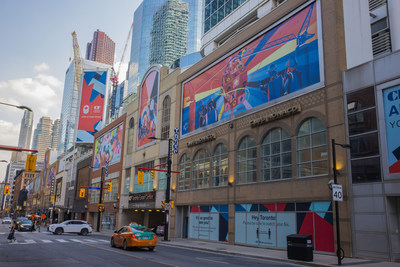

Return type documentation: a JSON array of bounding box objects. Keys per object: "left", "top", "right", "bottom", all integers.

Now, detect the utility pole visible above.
[
  {"left": 97, "top": 167, "right": 104, "bottom": 232},
  {"left": 164, "top": 138, "right": 172, "bottom": 241}
]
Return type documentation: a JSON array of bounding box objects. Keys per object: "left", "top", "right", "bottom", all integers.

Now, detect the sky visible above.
[{"left": 0, "top": 0, "right": 142, "bottom": 181}]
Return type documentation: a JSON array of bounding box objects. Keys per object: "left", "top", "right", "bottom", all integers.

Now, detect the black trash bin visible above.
[{"left": 287, "top": 234, "right": 313, "bottom": 261}]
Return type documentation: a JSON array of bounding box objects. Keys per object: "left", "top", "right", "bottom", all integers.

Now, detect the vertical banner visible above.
[
  {"left": 182, "top": 2, "right": 321, "bottom": 135},
  {"left": 137, "top": 68, "right": 159, "bottom": 148},
  {"left": 383, "top": 85, "right": 400, "bottom": 173},
  {"left": 93, "top": 123, "right": 124, "bottom": 169},
  {"left": 76, "top": 71, "right": 107, "bottom": 143}
]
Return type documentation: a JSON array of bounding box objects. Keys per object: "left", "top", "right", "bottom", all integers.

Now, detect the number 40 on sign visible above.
[{"left": 332, "top": 184, "right": 343, "bottom": 202}]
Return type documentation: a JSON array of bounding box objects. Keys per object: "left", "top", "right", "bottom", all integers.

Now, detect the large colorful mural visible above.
[
  {"left": 383, "top": 85, "right": 400, "bottom": 173},
  {"left": 46, "top": 165, "right": 57, "bottom": 189},
  {"left": 137, "top": 68, "right": 159, "bottom": 148},
  {"left": 93, "top": 123, "right": 124, "bottom": 169},
  {"left": 182, "top": 3, "right": 321, "bottom": 135},
  {"left": 76, "top": 71, "right": 107, "bottom": 143}
]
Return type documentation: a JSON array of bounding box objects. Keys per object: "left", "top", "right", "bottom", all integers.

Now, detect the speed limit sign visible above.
[{"left": 332, "top": 184, "right": 343, "bottom": 202}]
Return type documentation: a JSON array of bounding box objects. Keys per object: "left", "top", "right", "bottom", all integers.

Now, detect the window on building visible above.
[
  {"left": 212, "top": 143, "right": 228, "bottom": 187},
  {"left": 158, "top": 157, "right": 167, "bottom": 190},
  {"left": 127, "top": 117, "right": 134, "bottom": 154},
  {"left": 297, "top": 118, "right": 328, "bottom": 177},
  {"left": 90, "top": 182, "right": 100, "bottom": 203},
  {"left": 347, "top": 87, "right": 381, "bottom": 183},
  {"left": 161, "top": 96, "right": 171, "bottom": 140},
  {"left": 134, "top": 162, "right": 154, "bottom": 193},
  {"left": 192, "top": 149, "right": 210, "bottom": 189},
  {"left": 104, "top": 178, "right": 119, "bottom": 201},
  {"left": 237, "top": 136, "right": 257, "bottom": 184},
  {"left": 262, "top": 128, "right": 292, "bottom": 181},
  {"left": 124, "top": 168, "right": 131, "bottom": 195},
  {"left": 204, "top": 0, "right": 246, "bottom": 34},
  {"left": 178, "top": 154, "right": 191, "bottom": 191}
]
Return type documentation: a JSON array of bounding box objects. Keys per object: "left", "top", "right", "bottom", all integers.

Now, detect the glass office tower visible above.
[{"left": 127, "top": 0, "right": 204, "bottom": 94}]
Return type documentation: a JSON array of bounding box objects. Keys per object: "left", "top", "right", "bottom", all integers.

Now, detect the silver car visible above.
[{"left": 2, "top": 217, "right": 12, "bottom": 224}]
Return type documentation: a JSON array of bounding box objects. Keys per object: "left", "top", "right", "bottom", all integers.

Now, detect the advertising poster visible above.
[
  {"left": 246, "top": 212, "right": 259, "bottom": 245},
  {"left": 46, "top": 165, "right": 57, "bottom": 188},
  {"left": 383, "top": 85, "right": 400, "bottom": 173},
  {"left": 235, "top": 212, "right": 246, "bottom": 243},
  {"left": 259, "top": 212, "right": 277, "bottom": 247},
  {"left": 182, "top": 3, "right": 320, "bottom": 135},
  {"left": 137, "top": 69, "right": 159, "bottom": 148},
  {"left": 34, "top": 176, "right": 40, "bottom": 192},
  {"left": 93, "top": 123, "right": 124, "bottom": 169},
  {"left": 188, "top": 213, "right": 199, "bottom": 239},
  {"left": 208, "top": 213, "right": 220, "bottom": 241},
  {"left": 41, "top": 150, "right": 49, "bottom": 190},
  {"left": 276, "top": 212, "right": 296, "bottom": 248},
  {"left": 76, "top": 71, "right": 107, "bottom": 143}
]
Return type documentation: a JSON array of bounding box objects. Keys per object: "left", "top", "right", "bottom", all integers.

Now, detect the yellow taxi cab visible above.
[{"left": 111, "top": 223, "right": 157, "bottom": 251}]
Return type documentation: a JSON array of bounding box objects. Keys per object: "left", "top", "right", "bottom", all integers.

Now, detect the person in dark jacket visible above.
[{"left": 7, "top": 221, "right": 17, "bottom": 243}]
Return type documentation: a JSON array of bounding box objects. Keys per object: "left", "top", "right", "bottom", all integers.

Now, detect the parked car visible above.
[
  {"left": 156, "top": 225, "right": 165, "bottom": 236},
  {"left": 2, "top": 217, "right": 12, "bottom": 224},
  {"left": 111, "top": 224, "right": 156, "bottom": 251},
  {"left": 48, "top": 220, "right": 92, "bottom": 235},
  {"left": 17, "top": 219, "right": 33, "bottom": 231}
]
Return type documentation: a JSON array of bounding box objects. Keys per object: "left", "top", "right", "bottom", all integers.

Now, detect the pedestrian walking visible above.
[
  {"left": 36, "top": 220, "right": 40, "bottom": 232},
  {"left": 7, "top": 221, "right": 17, "bottom": 243},
  {"left": 30, "top": 220, "right": 35, "bottom": 232}
]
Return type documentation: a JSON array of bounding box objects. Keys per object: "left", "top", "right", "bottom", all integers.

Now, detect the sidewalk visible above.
[{"left": 158, "top": 238, "right": 400, "bottom": 267}]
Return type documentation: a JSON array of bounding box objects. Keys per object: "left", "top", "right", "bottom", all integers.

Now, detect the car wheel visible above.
[
  {"left": 123, "top": 240, "right": 128, "bottom": 250},
  {"left": 149, "top": 247, "right": 155, "bottom": 251},
  {"left": 55, "top": 228, "right": 63, "bottom": 235},
  {"left": 110, "top": 238, "right": 115, "bottom": 248},
  {"left": 80, "top": 228, "right": 88, "bottom": 236}
]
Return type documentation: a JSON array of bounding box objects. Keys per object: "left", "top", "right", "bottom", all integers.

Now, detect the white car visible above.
[
  {"left": 2, "top": 217, "right": 12, "bottom": 224},
  {"left": 48, "top": 220, "right": 92, "bottom": 235}
]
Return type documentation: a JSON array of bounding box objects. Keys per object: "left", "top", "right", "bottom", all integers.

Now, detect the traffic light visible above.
[
  {"left": 151, "top": 171, "right": 155, "bottom": 180},
  {"left": 161, "top": 200, "right": 165, "bottom": 209},
  {"left": 170, "top": 200, "right": 174, "bottom": 209},
  {"left": 137, "top": 171, "right": 144, "bottom": 185},
  {"left": 4, "top": 185, "right": 10, "bottom": 195},
  {"left": 98, "top": 206, "right": 105, "bottom": 212},
  {"left": 79, "top": 188, "right": 85, "bottom": 198},
  {"left": 105, "top": 182, "right": 112, "bottom": 192}
]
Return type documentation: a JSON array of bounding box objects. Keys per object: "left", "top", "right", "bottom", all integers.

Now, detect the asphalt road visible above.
[{"left": 0, "top": 223, "right": 303, "bottom": 267}]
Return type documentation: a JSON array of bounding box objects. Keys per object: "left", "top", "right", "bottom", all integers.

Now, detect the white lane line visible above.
[
  {"left": 70, "top": 239, "right": 83, "bottom": 243},
  {"left": 83, "top": 239, "right": 98, "bottom": 242},
  {"left": 42, "top": 240, "right": 53, "bottom": 243},
  {"left": 195, "top": 257, "right": 229, "bottom": 265},
  {"left": 55, "top": 239, "right": 68, "bottom": 243}
]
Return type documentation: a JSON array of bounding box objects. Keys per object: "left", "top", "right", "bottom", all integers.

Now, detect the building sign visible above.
[
  {"left": 137, "top": 67, "right": 159, "bottom": 148},
  {"left": 186, "top": 133, "right": 216, "bottom": 147},
  {"left": 383, "top": 85, "right": 400, "bottom": 173},
  {"left": 182, "top": 2, "right": 321, "bottom": 136},
  {"left": 93, "top": 123, "right": 124, "bottom": 169},
  {"left": 250, "top": 105, "right": 301, "bottom": 127},
  {"left": 76, "top": 71, "right": 107, "bottom": 143},
  {"left": 128, "top": 191, "right": 155, "bottom": 203}
]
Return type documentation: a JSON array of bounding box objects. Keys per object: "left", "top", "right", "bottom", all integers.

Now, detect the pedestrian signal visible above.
[
  {"left": 4, "top": 185, "right": 10, "bottom": 195},
  {"left": 79, "top": 188, "right": 85, "bottom": 198},
  {"left": 137, "top": 171, "right": 144, "bottom": 185},
  {"left": 151, "top": 171, "right": 155, "bottom": 180}
]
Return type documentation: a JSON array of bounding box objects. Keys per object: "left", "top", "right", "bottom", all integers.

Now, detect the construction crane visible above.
[
  {"left": 72, "top": 31, "right": 83, "bottom": 92},
  {"left": 110, "top": 22, "right": 133, "bottom": 88}
]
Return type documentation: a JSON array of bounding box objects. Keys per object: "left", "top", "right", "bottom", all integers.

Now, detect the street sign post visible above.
[{"left": 332, "top": 184, "right": 343, "bottom": 202}]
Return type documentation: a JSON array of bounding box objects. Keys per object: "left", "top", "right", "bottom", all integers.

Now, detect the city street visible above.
[{"left": 0, "top": 224, "right": 304, "bottom": 267}]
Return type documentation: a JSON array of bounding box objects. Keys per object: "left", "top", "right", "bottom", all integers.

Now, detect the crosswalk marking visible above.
[
  {"left": 25, "top": 239, "right": 36, "bottom": 244},
  {"left": 42, "top": 240, "right": 53, "bottom": 243},
  {"left": 83, "top": 239, "right": 98, "bottom": 242},
  {"left": 3, "top": 238, "right": 109, "bottom": 245},
  {"left": 56, "top": 239, "right": 68, "bottom": 243},
  {"left": 70, "top": 239, "right": 84, "bottom": 243},
  {"left": 98, "top": 239, "right": 109, "bottom": 243}
]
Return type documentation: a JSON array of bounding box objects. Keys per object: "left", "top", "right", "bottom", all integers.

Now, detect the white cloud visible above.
[
  {"left": 34, "top": 62, "right": 50, "bottom": 72},
  {"left": 0, "top": 74, "right": 63, "bottom": 116}
]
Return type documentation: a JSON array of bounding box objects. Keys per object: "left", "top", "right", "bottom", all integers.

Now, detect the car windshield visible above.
[{"left": 130, "top": 226, "right": 152, "bottom": 233}]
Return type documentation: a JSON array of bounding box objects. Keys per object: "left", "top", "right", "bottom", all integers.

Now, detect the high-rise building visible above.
[
  {"left": 57, "top": 59, "right": 112, "bottom": 155},
  {"left": 51, "top": 118, "right": 60, "bottom": 150},
  {"left": 85, "top": 29, "right": 116, "bottom": 66},
  {"left": 32, "top": 117, "right": 54, "bottom": 162},
  {"left": 11, "top": 110, "right": 33, "bottom": 162},
  {"left": 127, "top": 0, "right": 203, "bottom": 94},
  {"left": 150, "top": 0, "right": 189, "bottom": 67}
]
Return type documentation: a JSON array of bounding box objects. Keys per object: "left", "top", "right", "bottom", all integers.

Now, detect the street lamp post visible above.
[
  {"left": 331, "top": 139, "right": 351, "bottom": 266},
  {"left": 149, "top": 137, "right": 172, "bottom": 241},
  {"left": 0, "top": 102, "right": 33, "bottom": 112}
]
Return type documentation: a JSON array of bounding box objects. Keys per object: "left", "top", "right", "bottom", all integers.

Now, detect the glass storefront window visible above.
[{"left": 102, "top": 212, "right": 116, "bottom": 230}]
